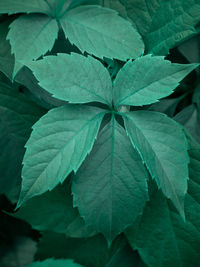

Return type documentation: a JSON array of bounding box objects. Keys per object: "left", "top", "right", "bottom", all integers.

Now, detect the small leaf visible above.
[
  {"left": 7, "top": 14, "right": 59, "bottom": 77},
  {"left": 17, "top": 105, "right": 105, "bottom": 207},
  {"left": 26, "top": 53, "right": 112, "bottom": 106},
  {"left": 123, "top": 111, "right": 189, "bottom": 217},
  {"left": 60, "top": 5, "right": 144, "bottom": 60},
  {"left": 26, "top": 259, "right": 82, "bottom": 267},
  {"left": 113, "top": 55, "right": 199, "bottom": 107},
  {"left": 13, "top": 181, "right": 95, "bottom": 238},
  {"left": 0, "top": 0, "right": 52, "bottom": 15},
  {"left": 72, "top": 116, "right": 149, "bottom": 243}
]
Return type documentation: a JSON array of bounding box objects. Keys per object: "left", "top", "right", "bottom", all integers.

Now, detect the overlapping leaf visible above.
[
  {"left": 72, "top": 117, "right": 149, "bottom": 243},
  {"left": 0, "top": 82, "right": 45, "bottom": 203},
  {"left": 14, "top": 181, "right": 95, "bottom": 238},
  {"left": 60, "top": 5, "right": 144, "bottom": 60},
  {"left": 120, "top": 0, "right": 200, "bottom": 55},
  {"left": 17, "top": 105, "right": 106, "bottom": 207},
  {"left": 126, "top": 137, "right": 200, "bottom": 267},
  {"left": 123, "top": 111, "right": 189, "bottom": 217},
  {"left": 35, "top": 232, "right": 124, "bottom": 267},
  {"left": 8, "top": 14, "right": 59, "bottom": 77},
  {"left": 26, "top": 53, "right": 112, "bottom": 106},
  {"left": 113, "top": 55, "right": 199, "bottom": 107}
]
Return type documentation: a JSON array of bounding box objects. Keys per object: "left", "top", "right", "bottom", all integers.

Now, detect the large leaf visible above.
[
  {"left": 126, "top": 179, "right": 200, "bottom": 266},
  {"left": 35, "top": 232, "right": 125, "bottom": 267},
  {"left": 27, "top": 53, "right": 112, "bottom": 106},
  {"left": 60, "top": 5, "right": 144, "bottom": 61},
  {"left": 0, "top": 82, "right": 45, "bottom": 203},
  {"left": 17, "top": 105, "right": 105, "bottom": 207},
  {"left": 72, "top": 116, "right": 149, "bottom": 243},
  {"left": 27, "top": 259, "right": 82, "bottom": 267},
  {"left": 113, "top": 55, "right": 199, "bottom": 107},
  {"left": 123, "top": 111, "right": 189, "bottom": 217},
  {"left": 14, "top": 181, "right": 95, "bottom": 238},
  {"left": 0, "top": 0, "right": 52, "bottom": 15},
  {"left": 8, "top": 14, "right": 59, "bottom": 77},
  {"left": 121, "top": 0, "right": 200, "bottom": 55}
]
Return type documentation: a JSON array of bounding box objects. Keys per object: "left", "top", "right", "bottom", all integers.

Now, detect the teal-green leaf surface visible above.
[
  {"left": 121, "top": 0, "right": 200, "bottom": 55},
  {"left": 27, "top": 259, "right": 82, "bottom": 267},
  {"left": 0, "top": 0, "right": 52, "bottom": 15},
  {"left": 7, "top": 14, "right": 59, "bottom": 77},
  {"left": 60, "top": 5, "right": 144, "bottom": 60},
  {"left": 72, "top": 116, "right": 149, "bottom": 243},
  {"left": 14, "top": 181, "right": 95, "bottom": 238},
  {"left": 113, "top": 55, "right": 199, "bottom": 107},
  {"left": 17, "top": 105, "right": 105, "bottom": 207},
  {"left": 26, "top": 53, "right": 112, "bottom": 106},
  {"left": 0, "top": 82, "right": 45, "bottom": 203},
  {"left": 126, "top": 180, "right": 200, "bottom": 266},
  {"left": 123, "top": 111, "right": 189, "bottom": 217}
]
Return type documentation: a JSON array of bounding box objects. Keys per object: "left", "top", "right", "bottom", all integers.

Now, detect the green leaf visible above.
[
  {"left": 0, "top": 0, "right": 52, "bottom": 15},
  {"left": 123, "top": 111, "right": 189, "bottom": 217},
  {"left": 60, "top": 5, "right": 144, "bottom": 60},
  {"left": 13, "top": 181, "right": 95, "bottom": 238},
  {"left": 72, "top": 116, "right": 149, "bottom": 243},
  {"left": 27, "top": 259, "right": 82, "bottom": 267},
  {"left": 174, "top": 104, "right": 200, "bottom": 143},
  {"left": 35, "top": 232, "right": 124, "bottom": 267},
  {"left": 106, "top": 243, "right": 146, "bottom": 267},
  {"left": 17, "top": 105, "right": 105, "bottom": 207},
  {"left": 121, "top": 0, "right": 200, "bottom": 55},
  {"left": 0, "top": 82, "right": 45, "bottom": 203},
  {"left": 126, "top": 180, "right": 200, "bottom": 266},
  {"left": 26, "top": 53, "right": 112, "bottom": 106},
  {"left": 113, "top": 55, "right": 199, "bottom": 107},
  {"left": 7, "top": 14, "right": 59, "bottom": 77},
  {"left": 0, "top": 19, "right": 14, "bottom": 79}
]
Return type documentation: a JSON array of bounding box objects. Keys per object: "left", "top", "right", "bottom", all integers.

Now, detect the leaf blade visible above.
[
  {"left": 17, "top": 105, "right": 105, "bottom": 207},
  {"left": 72, "top": 116, "right": 149, "bottom": 243},
  {"left": 123, "top": 111, "right": 189, "bottom": 217},
  {"left": 60, "top": 5, "right": 144, "bottom": 60},
  {"left": 114, "top": 55, "right": 199, "bottom": 107},
  {"left": 7, "top": 14, "right": 59, "bottom": 77},
  {"left": 26, "top": 53, "right": 112, "bottom": 106}
]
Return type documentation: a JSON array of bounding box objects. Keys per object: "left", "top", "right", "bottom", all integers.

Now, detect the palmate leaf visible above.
[
  {"left": 0, "top": 82, "right": 45, "bottom": 203},
  {"left": 13, "top": 181, "right": 95, "bottom": 238},
  {"left": 120, "top": 0, "right": 200, "bottom": 55},
  {"left": 27, "top": 259, "right": 82, "bottom": 267},
  {"left": 113, "top": 55, "right": 199, "bottom": 107},
  {"left": 26, "top": 53, "right": 112, "bottom": 106},
  {"left": 17, "top": 105, "right": 106, "bottom": 208},
  {"left": 123, "top": 111, "right": 189, "bottom": 217},
  {"left": 72, "top": 116, "right": 149, "bottom": 243},
  {"left": 60, "top": 5, "right": 144, "bottom": 60},
  {"left": 7, "top": 14, "right": 59, "bottom": 77}
]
